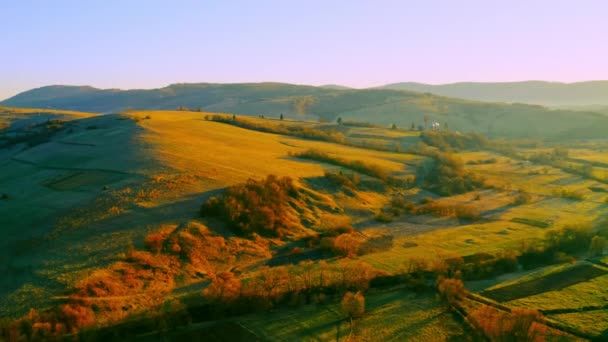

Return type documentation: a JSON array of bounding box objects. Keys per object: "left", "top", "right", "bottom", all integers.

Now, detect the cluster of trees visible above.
[
  {"left": 466, "top": 158, "right": 498, "bottom": 165},
  {"left": 511, "top": 189, "right": 533, "bottom": 206},
  {"left": 470, "top": 306, "right": 549, "bottom": 341},
  {"left": 420, "top": 131, "right": 489, "bottom": 151},
  {"left": 415, "top": 199, "right": 480, "bottom": 221},
  {"left": 201, "top": 175, "right": 300, "bottom": 237},
  {"left": 205, "top": 114, "right": 347, "bottom": 145},
  {"left": 435, "top": 275, "right": 552, "bottom": 340},
  {"left": 338, "top": 119, "right": 380, "bottom": 128},
  {"left": 553, "top": 188, "right": 587, "bottom": 201},
  {"left": 518, "top": 224, "right": 596, "bottom": 268},
  {"left": 323, "top": 170, "right": 360, "bottom": 190},
  {"left": 419, "top": 153, "right": 485, "bottom": 196},
  {"left": 378, "top": 196, "right": 480, "bottom": 223},
  {"left": 198, "top": 259, "right": 380, "bottom": 317},
  {"left": 292, "top": 149, "right": 413, "bottom": 188}
]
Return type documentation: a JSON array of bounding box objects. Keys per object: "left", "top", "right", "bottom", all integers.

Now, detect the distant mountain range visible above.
[
  {"left": 378, "top": 81, "right": 608, "bottom": 107},
  {"left": 3, "top": 82, "right": 608, "bottom": 139}
]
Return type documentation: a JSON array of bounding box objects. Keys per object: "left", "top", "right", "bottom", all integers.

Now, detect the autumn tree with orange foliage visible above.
[
  {"left": 342, "top": 291, "right": 365, "bottom": 333},
  {"left": 332, "top": 233, "right": 361, "bottom": 257},
  {"left": 203, "top": 271, "right": 242, "bottom": 303},
  {"left": 470, "top": 306, "right": 549, "bottom": 342},
  {"left": 436, "top": 276, "right": 467, "bottom": 305}
]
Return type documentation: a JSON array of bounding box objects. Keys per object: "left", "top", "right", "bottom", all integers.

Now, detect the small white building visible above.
[{"left": 431, "top": 120, "right": 440, "bottom": 130}]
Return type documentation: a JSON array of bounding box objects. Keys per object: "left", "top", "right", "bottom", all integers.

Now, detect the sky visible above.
[{"left": 1, "top": 0, "right": 607, "bottom": 100}]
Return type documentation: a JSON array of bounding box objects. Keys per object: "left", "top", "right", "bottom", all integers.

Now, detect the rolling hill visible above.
[
  {"left": 379, "top": 81, "right": 608, "bottom": 107},
  {"left": 3, "top": 83, "right": 608, "bottom": 139}
]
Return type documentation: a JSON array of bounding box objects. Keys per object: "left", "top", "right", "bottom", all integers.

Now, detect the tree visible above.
[
  {"left": 444, "top": 122, "right": 449, "bottom": 131},
  {"left": 232, "top": 114, "right": 236, "bottom": 121},
  {"left": 423, "top": 115, "right": 429, "bottom": 129},
  {"left": 411, "top": 122, "right": 415, "bottom": 130},
  {"left": 342, "top": 291, "right": 365, "bottom": 330},
  {"left": 333, "top": 233, "right": 361, "bottom": 257},
  {"left": 391, "top": 123, "right": 397, "bottom": 130},
  {"left": 471, "top": 306, "right": 546, "bottom": 341},
  {"left": 203, "top": 271, "right": 241, "bottom": 303},
  {"left": 337, "top": 117, "right": 343, "bottom": 125},
  {"left": 590, "top": 235, "right": 607, "bottom": 257},
  {"left": 280, "top": 113, "right": 284, "bottom": 120},
  {"left": 437, "top": 277, "right": 466, "bottom": 305}
]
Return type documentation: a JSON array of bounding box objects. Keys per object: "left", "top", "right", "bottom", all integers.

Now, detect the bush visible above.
[
  {"left": 200, "top": 175, "right": 299, "bottom": 237},
  {"left": 324, "top": 170, "right": 359, "bottom": 189},
  {"left": 389, "top": 197, "right": 416, "bottom": 214},
  {"left": 512, "top": 190, "right": 532, "bottom": 205},
  {"left": 553, "top": 188, "right": 586, "bottom": 200},
  {"left": 419, "top": 153, "right": 485, "bottom": 196}
]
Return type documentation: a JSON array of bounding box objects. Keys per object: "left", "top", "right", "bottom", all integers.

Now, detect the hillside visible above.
[
  {"left": 1, "top": 108, "right": 608, "bottom": 340},
  {"left": 4, "top": 83, "right": 608, "bottom": 139},
  {"left": 379, "top": 81, "right": 608, "bottom": 107}
]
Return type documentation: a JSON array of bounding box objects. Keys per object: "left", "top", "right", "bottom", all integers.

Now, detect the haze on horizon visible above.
[{"left": 2, "top": 0, "right": 607, "bottom": 101}]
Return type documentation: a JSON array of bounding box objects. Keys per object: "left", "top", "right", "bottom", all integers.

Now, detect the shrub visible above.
[
  {"left": 324, "top": 170, "right": 359, "bottom": 189},
  {"left": 419, "top": 153, "right": 485, "bottom": 196},
  {"left": 553, "top": 188, "right": 586, "bottom": 200},
  {"left": 390, "top": 197, "right": 416, "bottom": 214},
  {"left": 512, "top": 190, "right": 532, "bottom": 205},
  {"left": 200, "top": 175, "right": 299, "bottom": 237}
]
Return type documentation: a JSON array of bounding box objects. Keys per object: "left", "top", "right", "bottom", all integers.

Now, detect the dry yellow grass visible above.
[{"left": 131, "top": 110, "right": 420, "bottom": 188}]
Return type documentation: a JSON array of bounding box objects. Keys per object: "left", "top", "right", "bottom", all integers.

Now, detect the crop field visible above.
[
  {"left": 238, "top": 290, "right": 464, "bottom": 341},
  {"left": 481, "top": 263, "right": 607, "bottom": 303},
  {"left": 548, "top": 310, "right": 608, "bottom": 337}
]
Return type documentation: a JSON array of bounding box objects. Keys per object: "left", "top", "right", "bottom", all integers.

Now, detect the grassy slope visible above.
[
  {"left": 1, "top": 108, "right": 607, "bottom": 337},
  {"left": 0, "top": 110, "right": 421, "bottom": 316}
]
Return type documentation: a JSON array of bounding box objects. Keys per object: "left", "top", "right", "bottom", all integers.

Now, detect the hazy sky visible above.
[{"left": 2, "top": 0, "right": 607, "bottom": 100}]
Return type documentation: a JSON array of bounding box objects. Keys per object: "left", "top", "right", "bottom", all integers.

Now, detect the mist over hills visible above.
[
  {"left": 3, "top": 82, "right": 608, "bottom": 139},
  {"left": 379, "top": 81, "right": 608, "bottom": 107}
]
